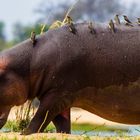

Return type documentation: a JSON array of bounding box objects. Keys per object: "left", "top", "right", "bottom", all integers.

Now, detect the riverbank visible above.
[
  {"left": 4, "top": 107, "right": 140, "bottom": 138},
  {"left": 8, "top": 107, "right": 130, "bottom": 127},
  {"left": 7, "top": 107, "right": 135, "bottom": 132},
  {"left": 0, "top": 132, "right": 139, "bottom": 140}
]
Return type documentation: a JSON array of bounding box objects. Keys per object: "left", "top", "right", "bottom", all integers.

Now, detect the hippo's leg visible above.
[
  {"left": 22, "top": 92, "right": 72, "bottom": 135},
  {"left": 21, "top": 93, "right": 55, "bottom": 135},
  {"left": 52, "top": 108, "right": 71, "bottom": 133},
  {"left": 38, "top": 98, "right": 72, "bottom": 133}
]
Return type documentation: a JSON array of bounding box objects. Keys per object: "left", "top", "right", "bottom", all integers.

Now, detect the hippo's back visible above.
[{"left": 40, "top": 23, "right": 140, "bottom": 91}]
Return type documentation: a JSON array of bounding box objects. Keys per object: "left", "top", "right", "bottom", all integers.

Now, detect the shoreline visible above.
[
  {"left": 8, "top": 107, "right": 132, "bottom": 129},
  {"left": 0, "top": 132, "right": 139, "bottom": 140}
]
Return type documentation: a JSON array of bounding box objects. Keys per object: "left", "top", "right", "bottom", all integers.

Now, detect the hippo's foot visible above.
[
  {"left": 53, "top": 109, "right": 71, "bottom": 133},
  {"left": 20, "top": 128, "right": 34, "bottom": 135}
]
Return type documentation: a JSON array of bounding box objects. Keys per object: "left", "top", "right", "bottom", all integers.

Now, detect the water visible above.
[
  {"left": 72, "top": 126, "right": 140, "bottom": 136},
  {"left": 1, "top": 125, "right": 140, "bottom": 137}
]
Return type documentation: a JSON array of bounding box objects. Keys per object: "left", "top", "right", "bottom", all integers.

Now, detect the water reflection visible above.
[
  {"left": 1, "top": 125, "right": 140, "bottom": 136},
  {"left": 72, "top": 126, "right": 140, "bottom": 136}
]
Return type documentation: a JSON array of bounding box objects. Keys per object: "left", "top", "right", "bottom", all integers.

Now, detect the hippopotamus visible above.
[{"left": 0, "top": 21, "right": 140, "bottom": 134}]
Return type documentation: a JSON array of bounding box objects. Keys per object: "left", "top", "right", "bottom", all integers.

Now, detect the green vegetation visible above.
[
  {"left": 0, "top": 22, "right": 49, "bottom": 51},
  {"left": 3, "top": 120, "right": 129, "bottom": 135},
  {"left": 3, "top": 100, "right": 130, "bottom": 137},
  {"left": 2, "top": 101, "right": 37, "bottom": 132},
  {"left": 3, "top": 120, "right": 55, "bottom": 133},
  {"left": 72, "top": 123, "right": 129, "bottom": 132},
  {"left": 12, "top": 23, "right": 49, "bottom": 43}
]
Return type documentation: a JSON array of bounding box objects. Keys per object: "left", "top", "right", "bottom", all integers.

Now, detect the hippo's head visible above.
[{"left": 0, "top": 55, "right": 29, "bottom": 129}]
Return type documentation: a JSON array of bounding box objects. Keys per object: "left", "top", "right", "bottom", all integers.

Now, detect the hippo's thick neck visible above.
[
  {"left": 2, "top": 39, "right": 33, "bottom": 77},
  {"left": 0, "top": 39, "right": 34, "bottom": 104}
]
